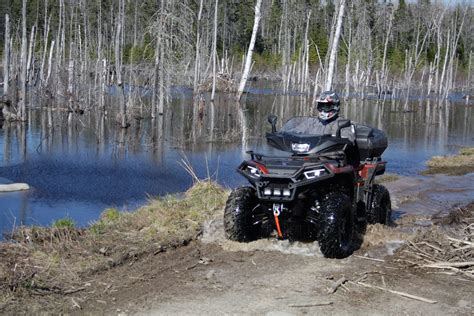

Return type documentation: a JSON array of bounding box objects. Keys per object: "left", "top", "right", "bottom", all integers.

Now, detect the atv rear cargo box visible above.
[{"left": 355, "top": 125, "right": 388, "bottom": 160}]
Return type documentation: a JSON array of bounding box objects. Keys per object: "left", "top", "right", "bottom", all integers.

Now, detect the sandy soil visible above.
[{"left": 2, "top": 174, "right": 473, "bottom": 315}]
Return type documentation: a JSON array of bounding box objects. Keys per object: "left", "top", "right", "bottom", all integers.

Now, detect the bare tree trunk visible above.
[
  {"left": 3, "top": 14, "right": 10, "bottom": 98},
  {"left": 115, "top": 0, "right": 127, "bottom": 128},
  {"left": 211, "top": 0, "right": 219, "bottom": 101},
  {"left": 67, "top": 59, "right": 74, "bottom": 111},
  {"left": 325, "top": 0, "right": 345, "bottom": 91},
  {"left": 193, "top": 0, "right": 204, "bottom": 93},
  {"left": 26, "top": 24, "right": 36, "bottom": 84},
  {"left": 158, "top": 3, "right": 165, "bottom": 115},
  {"left": 18, "top": 0, "right": 28, "bottom": 121},
  {"left": 380, "top": 8, "right": 394, "bottom": 97},
  {"left": 99, "top": 58, "right": 107, "bottom": 111},
  {"left": 438, "top": 29, "right": 450, "bottom": 96},
  {"left": 236, "top": 0, "right": 263, "bottom": 102},
  {"left": 46, "top": 40, "right": 55, "bottom": 84},
  {"left": 302, "top": 10, "right": 311, "bottom": 94},
  {"left": 40, "top": 12, "right": 51, "bottom": 84}
]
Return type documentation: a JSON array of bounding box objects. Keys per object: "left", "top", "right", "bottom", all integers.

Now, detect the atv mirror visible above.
[
  {"left": 267, "top": 114, "right": 278, "bottom": 133},
  {"left": 336, "top": 119, "right": 351, "bottom": 138}
]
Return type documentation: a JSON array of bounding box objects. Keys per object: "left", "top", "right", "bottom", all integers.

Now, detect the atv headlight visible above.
[
  {"left": 291, "top": 143, "right": 310, "bottom": 153},
  {"left": 304, "top": 168, "right": 326, "bottom": 179},
  {"left": 247, "top": 166, "right": 261, "bottom": 177}
]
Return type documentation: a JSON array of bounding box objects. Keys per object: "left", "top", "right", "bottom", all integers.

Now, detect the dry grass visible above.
[
  {"left": 0, "top": 181, "right": 228, "bottom": 298},
  {"left": 422, "top": 147, "right": 474, "bottom": 175},
  {"left": 392, "top": 202, "right": 474, "bottom": 279}
]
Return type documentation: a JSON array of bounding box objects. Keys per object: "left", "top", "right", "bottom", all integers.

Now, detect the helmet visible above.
[{"left": 316, "top": 91, "right": 340, "bottom": 122}]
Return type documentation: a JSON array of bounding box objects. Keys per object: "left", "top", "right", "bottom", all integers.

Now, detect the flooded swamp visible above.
[{"left": 0, "top": 91, "right": 473, "bottom": 236}]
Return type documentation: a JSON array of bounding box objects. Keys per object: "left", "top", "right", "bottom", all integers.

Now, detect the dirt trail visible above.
[
  {"left": 3, "top": 174, "right": 474, "bottom": 315},
  {"left": 80, "top": 174, "right": 474, "bottom": 315}
]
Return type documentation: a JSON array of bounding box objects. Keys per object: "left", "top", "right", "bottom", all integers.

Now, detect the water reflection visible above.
[{"left": 0, "top": 94, "right": 472, "bottom": 235}]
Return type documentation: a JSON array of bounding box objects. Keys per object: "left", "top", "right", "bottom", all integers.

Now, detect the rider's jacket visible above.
[{"left": 312, "top": 116, "right": 356, "bottom": 143}]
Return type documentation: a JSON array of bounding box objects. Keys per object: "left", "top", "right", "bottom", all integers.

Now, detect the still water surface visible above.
[{"left": 0, "top": 92, "right": 473, "bottom": 235}]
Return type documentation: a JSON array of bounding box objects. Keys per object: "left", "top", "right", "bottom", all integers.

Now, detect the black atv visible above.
[{"left": 224, "top": 115, "right": 391, "bottom": 258}]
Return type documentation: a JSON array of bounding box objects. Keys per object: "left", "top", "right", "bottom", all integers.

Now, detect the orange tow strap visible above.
[{"left": 274, "top": 213, "right": 283, "bottom": 239}]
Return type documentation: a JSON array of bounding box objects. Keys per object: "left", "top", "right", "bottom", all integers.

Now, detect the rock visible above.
[
  {"left": 205, "top": 269, "right": 215, "bottom": 280},
  {"left": 0, "top": 183, "right": 30, "bottom": 192}
]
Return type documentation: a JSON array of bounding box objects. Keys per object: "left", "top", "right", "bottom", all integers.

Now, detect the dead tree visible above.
[
  {"left": 236, "top": 0, "right": 263, "bottom": 102},
  {"left": 211, "top": 0, "right": 219, "bottom": 101},
  {"left": 115, "top": 0, "right": 128, "bottom": 128},
  {"left": 325, "top": 0, "right": 345, "bottom": 91},
  {"left": 17, "top": 0, "right": 28, "bottom": 122},
  {"left": 193, "top": 0, "right": 204, "bottom": 93},
  {"left": 3, "top": 14, "right": 10, "bottom": 101}
]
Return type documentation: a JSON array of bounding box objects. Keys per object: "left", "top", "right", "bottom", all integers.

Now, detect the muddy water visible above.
[
  {"left": 201, "top": 173, "right": 474, "bottom": 259},
  {"left": 0, "top": 92, "right": 473, "bottom": 236}
]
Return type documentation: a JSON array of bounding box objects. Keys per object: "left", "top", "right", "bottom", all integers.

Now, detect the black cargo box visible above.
[{"left": 354, "top": 124, "right": 388, "bottom": 160}]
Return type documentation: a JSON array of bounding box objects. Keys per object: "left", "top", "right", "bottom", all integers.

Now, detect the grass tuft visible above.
[
  {"left": 101, "top": 208, "right": 120, "bottom": 222},
  {"left": 52, "top": 218, "right": 75, "bottom": 229},
  {"left": 422, "top": 147, "right": 474, "bottom": 176}
]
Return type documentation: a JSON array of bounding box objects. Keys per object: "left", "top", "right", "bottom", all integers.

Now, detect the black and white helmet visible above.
[{"left": 316, "top": 91, "right": 340, "bottom": 122}]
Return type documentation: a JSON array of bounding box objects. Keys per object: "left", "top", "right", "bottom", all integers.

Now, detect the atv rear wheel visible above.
[
  {"left": 367, "top": 184, "right": 392, "bottom": 225},
  {"left": 224, "top": 187, "right": 259, "bottom": 242},
  {"left": 318, "top": 192, "right": 354, "bottom": 258}
]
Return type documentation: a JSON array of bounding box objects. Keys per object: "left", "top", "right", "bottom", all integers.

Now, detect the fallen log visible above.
[{"left": 0, "top": 183, "right": 30, "bottom": 192}]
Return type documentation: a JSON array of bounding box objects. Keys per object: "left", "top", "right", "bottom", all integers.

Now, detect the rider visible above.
[{"left": 313, "top": 91, "right": 355, "bottom": 142}]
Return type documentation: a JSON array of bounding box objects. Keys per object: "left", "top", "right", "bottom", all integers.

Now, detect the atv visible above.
[{"left": 224, "top": 115, "right": 392, "bottom": 258}]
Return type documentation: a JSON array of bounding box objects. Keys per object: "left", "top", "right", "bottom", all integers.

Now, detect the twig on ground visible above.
[
  {"left": 327, "top": 276, "right": 347, "bottom": 294},
  {"left": 421, "top": 261, "right": 474, "bottom": 269},
  {"left": 354, "top": 255, "right": 385, "bottom": 262},
  {"left": 289, "top": 302, "right": 333, "bottom": 308},
  {"left": 71, "top": 298, "right": 82, "bottom": 309},
  {"left": 350, "top": 281, "right": 437, "bottom": 304}
]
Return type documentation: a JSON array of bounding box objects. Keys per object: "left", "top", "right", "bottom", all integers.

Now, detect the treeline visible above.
[{"left": 0, "top": 0, "right": 472, "bottom": 124}]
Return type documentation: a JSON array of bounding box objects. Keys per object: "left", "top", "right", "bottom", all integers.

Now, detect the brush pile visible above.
[{"left": 393, "top": 202, "right": 474, "bottom": 279}]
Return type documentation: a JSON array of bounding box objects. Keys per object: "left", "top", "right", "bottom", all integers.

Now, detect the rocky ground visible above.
[{"left": 1, "top": 173, "right": 473, "bottom": 315}]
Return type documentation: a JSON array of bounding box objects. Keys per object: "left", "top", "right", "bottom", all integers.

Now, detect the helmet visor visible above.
[{"left": 317, "top": 103, "right": 334, "bottom": 112}]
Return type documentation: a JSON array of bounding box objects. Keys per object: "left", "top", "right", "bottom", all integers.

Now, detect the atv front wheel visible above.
[
  {"left": 224, "top": 187, "right": 259, "bottom": 242},
  {"left": 318, "top": 192, "right": 354, "bottom": 258},
  {"left": 367, "top": 184, "right": 392, "bottom": 225}
]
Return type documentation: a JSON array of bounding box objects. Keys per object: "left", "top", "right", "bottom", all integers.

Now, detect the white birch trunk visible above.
[
  {"left": 211, "top": 0, "right": 219, "bottom": 101},
  {"left": 302, "top": 10, "right": 311, "bottom": 94},
  {"left": 325, "top": 0, "right": 345, "bottom": 91},
  {"left": 99, "top": 59, "right": 107, "bottom": 111},
  {"left": 3, "top": 14, "right": 10, "bottom": 97},
  {"left": 40, "top": 14, "right": 51, "bottom": 83},
  {"left": 18, "top": 0, "right": 28, "bottom": 121},
  {"left": 193, "top": 0, "right": 204, "bottom": 92},
  {"left": 236, "top": 0, "right": 263, "bottom": 102},
  {"left": 26, "top": 24, "right": 36, "bottom": 83},
  {"left": 380, "top": 9, "right": 394, "bottom": 97},
  {"left": 115, "top": 0, "right": 127, "bottom": 128},
  {"left": 46, "top": 40, "right": 55, "bottom": 84}
]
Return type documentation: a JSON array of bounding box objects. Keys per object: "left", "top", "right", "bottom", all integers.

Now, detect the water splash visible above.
[{"left": 201, "top": 218, "right": 323, "bottom": 257}]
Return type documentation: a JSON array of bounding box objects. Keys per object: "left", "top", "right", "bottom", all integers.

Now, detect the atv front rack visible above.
[{"left": 246, "top": 150, "right": 346, "bottom": 163}]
